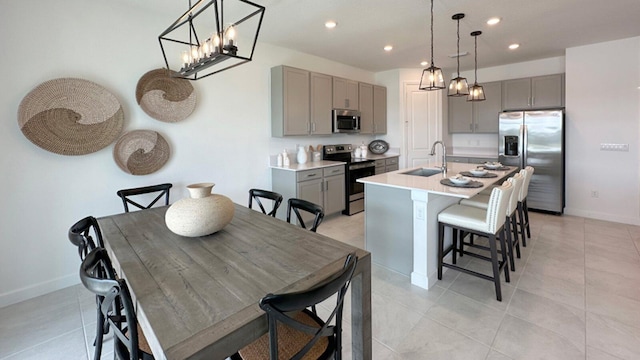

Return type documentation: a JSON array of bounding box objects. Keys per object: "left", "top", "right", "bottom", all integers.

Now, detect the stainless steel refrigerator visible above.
[{"left": 498, "top": 110, "right": 565, "bottom": 214}]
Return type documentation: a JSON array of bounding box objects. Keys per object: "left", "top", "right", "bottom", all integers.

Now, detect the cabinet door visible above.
[
  {"left": 346, "top": 80, "right": 359, "bottom": 110},
  {"left": 531, "top": 74, "right": 563, "bottom": 108},
  {"left": 324, "top": 174, "right": 345, "bottom": 215},
  {"left": 502, "top": 78, "right": 531, "bottom": 110},
  {"left": 448, "top": 95, "right": 473, "bottom": 133},
  {"left": 332, "top": 77, "right": 348, "bottom": 109},
  {"left": 373, "top": 85, "right": 387, "bottom": 134},
  {"left": 283, "top": 67, "right": 310, "bottom": 135},
  {"left": 358, "top": 83, "right": 374, "bottom": 134},
  {"left": 473, "top": 81, "right": 502, "bottom": 133},
  {"left": 296, "top": 178, "right": 323, "bottom": 225},
  {"left": 310, "top": 72, "right": 333, "bottom": 135}
]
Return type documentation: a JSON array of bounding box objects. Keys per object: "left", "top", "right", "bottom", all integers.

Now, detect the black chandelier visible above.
[
  {"left": 158, "top": 0, "right": 265, "bottom": 80},
  {"left": 419, "top": 0, "right": 445, "bottom": 90},
  {"left": 447, "top": 13, "right": 469, "bottom": 97},
  {"left": 468, "top": 30, "right": 486, "bottom": 101}
]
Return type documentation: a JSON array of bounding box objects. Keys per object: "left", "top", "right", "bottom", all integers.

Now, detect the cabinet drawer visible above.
[
  {"left": 385, "top": 157, "right": 398, "bottom": 165},
  {"left": 323, "top": 165, "right": 345, "bottom": 177},
  {"left": 296, "top": 169, "right": 323, "bottom": 182},
  {"left": 375, "top": 166, "right": 385, "bottom": 175},
  {"left": 374, "top": 159, "right": 386, "bottom": 167},
  {"left": 385, "top": 164, "right": 399, "bottom": 172}
]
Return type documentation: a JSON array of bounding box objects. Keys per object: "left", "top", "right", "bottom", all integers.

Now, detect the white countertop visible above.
[
  {"left": 270, "top": 160, "right": 346, "bottom": 172},
  {"left": 358, "top": 162, "right": 516, "bottom": 199}
]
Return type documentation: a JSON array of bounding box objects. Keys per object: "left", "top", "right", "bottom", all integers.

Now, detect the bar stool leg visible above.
[
  {"left": 499, "top": 228, "right": 510, "bottom": 282},
  {"left": 523, "top": 199, "right": 531, "bottom": 239},
  {"left": 438, "top": 222, "right": 445, "bottom": 280},
  {"left": 487, "top": 234, "right": 502, "bottom": 301},
  {"left": 504, "top": 217, "right": 516, "bottom": 272},
  {"left": 452, "top": 228, "right": 458, "bottom": 265},
  {"left": 517, "top": 202, "right": 527, "bottom": 247},
  {"left": 511, "top": 214, "right": 521, "bottom": 259}
]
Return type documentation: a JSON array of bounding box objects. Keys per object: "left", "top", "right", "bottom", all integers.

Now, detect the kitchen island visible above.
[{"left": 358, "top": 162, "right": 516, "bottom": 289}]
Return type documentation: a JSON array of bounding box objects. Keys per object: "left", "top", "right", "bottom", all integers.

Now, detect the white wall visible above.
[
  {"left": 0, "top": 0, "right": 379, "bottom": 307},
  {"left": 564, "top": 37, "right": 640, "bottom": 224}
]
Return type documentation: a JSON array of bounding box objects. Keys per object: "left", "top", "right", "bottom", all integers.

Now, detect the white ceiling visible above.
[{"left": 129, "top": 0, "right": 640, "bottom": 73}]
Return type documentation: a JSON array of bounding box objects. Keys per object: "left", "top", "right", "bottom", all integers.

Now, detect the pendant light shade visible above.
[
  {"left": 448, "top": 13, "right": 469, "bottom": 97},
  {"left": 419, "top": 0, "right": 445, "bottom": 90},
  {"left": 468, "top": 30, "right": 486, "bottom": 101}
]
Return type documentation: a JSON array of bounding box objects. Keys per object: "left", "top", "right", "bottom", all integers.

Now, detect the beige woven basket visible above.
[
  {"left": 136, "top": 69, "right": 196, "bottom": 123},
  {"left": 18, "top": 78, "right": 124, "bottom": 156},
  {"left": 113, "top": 130, "right": 170, "bottom": 175}
]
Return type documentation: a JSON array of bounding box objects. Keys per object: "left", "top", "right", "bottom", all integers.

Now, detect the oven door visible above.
[{"left": 349, "top": 162, "right": 375, "bottom": 201}]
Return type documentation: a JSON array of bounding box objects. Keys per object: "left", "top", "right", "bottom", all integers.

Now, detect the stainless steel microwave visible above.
[{"left": 332, "top": 109, "right": 361, "bottom": 133}]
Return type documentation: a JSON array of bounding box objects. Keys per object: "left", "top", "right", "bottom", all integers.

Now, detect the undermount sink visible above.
[{"left": 400, "top": 168, "right": 442, "bottom": 177}]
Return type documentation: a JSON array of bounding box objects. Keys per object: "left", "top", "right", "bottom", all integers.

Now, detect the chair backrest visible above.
[
  {"left": 519, "top": 166, "right": 534, "bottom": 201},
  {"left": 68, "top": 216, "right": 104, "bottom": 260},
  {"left": 117, "top": 183, "right": 173, "bottom": 212},
  {"left": 506, "top": 173, "right": 524, "bottom": 215},
  {"left": 287, "top": 198, "right": 324, "bottom": 232},
  {"left": 248, "top": 189, "right": 284, "bottom": 217},
  {"left": 485, "top": 181, "right": 514, "bottom": 234},
  {"left": 79, "top": 248, "right": 145, "bottom": 360},
  {"left": 258, "top": 253, "right": 357, "bottom": 360}
]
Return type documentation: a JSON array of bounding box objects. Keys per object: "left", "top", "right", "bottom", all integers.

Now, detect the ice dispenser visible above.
[{"left": 504, "top": 135, "right": 519, "bottom": 156}]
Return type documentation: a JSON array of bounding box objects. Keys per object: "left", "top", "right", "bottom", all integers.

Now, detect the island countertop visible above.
[{"left": 358, "top": 162, "right": 516, "bottom": 199}]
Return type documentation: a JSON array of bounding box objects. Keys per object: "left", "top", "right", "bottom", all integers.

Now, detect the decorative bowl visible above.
[
  {"left": 484, "top": 162, "right": 502, "bottom": 169},
  {"left": 449, "top": 175, "right": 470, "bottom": 185},
  {"left": 469, "top": 168, "right": 488, "bottom": 176}
]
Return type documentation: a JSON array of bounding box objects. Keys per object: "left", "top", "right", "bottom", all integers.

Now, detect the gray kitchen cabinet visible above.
[
  {"left": 309, "top": 72, "right": 333, "bottom": 135},
  {"left": 373, "top": 85, "right": 387, "bottom": 134},
  {"left": 448, "top": 81, "right": 501, "bottom": 133},
  {"left": 448, "top": 156, "right": 498, "bottom": 164},
  {"left": 359, "top": 83, "right": 374, "bottom": 134},
  {"left": 333, "top": 77, "right": 359, "bottom": 110},
  {"left": 374, "top": 159, "right": 386, "bottom": 174},
  {"left": 502, "top": 74, "right": 564, "bottom": 110},
  {"left": 271, "top": 66, "right": 310, "bottom": 136},
  {"left": 359, "top": 83, "right": 387, "bottom": 134},
  {"left": 272, "top": 165, "right": 345, "bottom": 223},
  {"left": 374, "top": 156, "right": 399, "bottom": 174}
]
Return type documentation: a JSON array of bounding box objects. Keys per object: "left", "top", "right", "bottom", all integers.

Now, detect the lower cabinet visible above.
[
  {"left": 448, "top": 156, "right": 498, "bottom": 164},
  {"left": 272, "top": 165, "right": 345, "bottom": 224},
  {"left": 374, "top": 156, "right": 399, "bottom": 174}
]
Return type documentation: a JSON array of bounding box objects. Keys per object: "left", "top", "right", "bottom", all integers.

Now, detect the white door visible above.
[{"left": 403, "top": 82, "right": 442, "bottom": 168}]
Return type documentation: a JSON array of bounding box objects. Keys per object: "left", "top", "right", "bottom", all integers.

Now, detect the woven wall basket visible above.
[
  {"left": 17, "top": 78, "right": 124, "bottom": 156},
  {"left": 136, "top": 69, "right": 196, "bottom": 123},
  {"left": 114, "top": 130, "right": 170, "bottom": 175}
]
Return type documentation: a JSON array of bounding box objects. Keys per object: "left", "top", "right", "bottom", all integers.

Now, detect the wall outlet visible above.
[
  {"left": 591, "top": 190, "right": 599, "bottom": 198},
  {"left": 600, "top": 143, "right": 629, "bottom": 151}
]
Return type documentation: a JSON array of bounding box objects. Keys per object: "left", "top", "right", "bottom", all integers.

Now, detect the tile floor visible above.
[{"left": 2, "top": 211, "right": 640, "bottom": 359}]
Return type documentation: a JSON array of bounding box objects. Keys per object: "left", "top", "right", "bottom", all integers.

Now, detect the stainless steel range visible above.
[{"left": 323, "top": 144, "right": 375, "bottom": 215}]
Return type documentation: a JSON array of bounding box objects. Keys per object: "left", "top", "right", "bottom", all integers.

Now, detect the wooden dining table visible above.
[{"left": 98, "top": 204, "right": 371, "bottom": 360}]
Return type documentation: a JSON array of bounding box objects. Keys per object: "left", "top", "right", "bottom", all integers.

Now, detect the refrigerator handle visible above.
[{"left": 522, "top": 124, "right": 527, "bottom": 167}]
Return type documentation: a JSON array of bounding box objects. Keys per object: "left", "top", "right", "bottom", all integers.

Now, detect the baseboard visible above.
[
  {"left": 564, "top": 207, "right": 640, "bottom": 226},
  {"left": 0, "top": 273, "right": 79, "bottom": 308}
]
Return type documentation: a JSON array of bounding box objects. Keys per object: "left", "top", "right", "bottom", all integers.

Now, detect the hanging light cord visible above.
[
  {"left": 456, "top": 16, "right": 461, "bottom": 76},
  {"left": 429, "top": 0, "right": 435, "bottom": 66},
  {"left": 474, "top": 35, "right": 478, "bottom": 83}
]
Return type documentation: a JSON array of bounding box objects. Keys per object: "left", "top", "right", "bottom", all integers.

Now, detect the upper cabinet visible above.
[
  {"left": 359, "top": 83, "right": 387, "bottom": 134},
  {"left": 271, "top": 66, "right": 332, "bottom": 137},
  {"left": 333, "top": 77, "right": 359, "bottom": 110},
  {"left": 502, "top": 74, "right": 564, "bottom": 110},
  {"left": 449, "top": 81, "right": 502, "bottom": 133}
]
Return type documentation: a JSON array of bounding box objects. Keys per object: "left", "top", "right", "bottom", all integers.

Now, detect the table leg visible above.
[{"left": 350, "top": 255, "right": 372, "bottom": 360}]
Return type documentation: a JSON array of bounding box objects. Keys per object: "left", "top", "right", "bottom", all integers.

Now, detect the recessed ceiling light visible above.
[
  {"left": 420, "top": 61, "right": 429, "bottom": 66},
  {"left": 325, "top": 21, "right": 337, "bottom": 29},
  {"left": 384, "top": 45, "right": 393, "bottom": 51},
  {"left": 509, "top": 43, "right": 520, "bottom": 50},
  {"left": 487, "top": 17, "right": 501, "bottom": 25}
]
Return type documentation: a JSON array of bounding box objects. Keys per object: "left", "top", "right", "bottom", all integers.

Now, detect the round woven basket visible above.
[
  {"left": 113, "top": 130, "right": 170, "bottom": 175},
  {"left": 17, "top": 78, "right": 124, "bottom": 156},
  {"left": 136, "top": 69, "right": 196, "bottom": 123}
]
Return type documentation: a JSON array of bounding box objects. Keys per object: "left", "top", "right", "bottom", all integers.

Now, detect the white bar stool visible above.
[
  {"left": 518, "top": 166, "right": 534, "bottom": 246},
  {"left": 437, "top": 181, "right": 514, "bottom": 301}
]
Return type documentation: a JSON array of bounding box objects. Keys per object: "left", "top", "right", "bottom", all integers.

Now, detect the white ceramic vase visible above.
[{"left": 165, "top": 183, "right": 235, "bottom": 237}]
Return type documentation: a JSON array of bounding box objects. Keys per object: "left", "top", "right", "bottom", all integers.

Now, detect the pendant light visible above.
[
  {"left": 447, "top": 13, "right": 469, "bottom": 97},
  {"left": 419, "top": 0, "right": 445, "bottom": 90},
  {"left": 468, "top": 30, "right": 486, "bottom": 101}
]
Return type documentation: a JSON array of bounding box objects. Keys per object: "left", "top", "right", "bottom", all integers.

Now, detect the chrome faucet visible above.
[{"left": 430, "top": 140, "right": 447, "bottom": 174}]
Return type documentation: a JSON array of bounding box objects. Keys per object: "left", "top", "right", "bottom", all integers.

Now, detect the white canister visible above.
[
  {"left": 296, "top": 145, "right": 308, "bottom": 164},
  {"left": 354, "top": 147, "right": 362, "bottom": 158}
]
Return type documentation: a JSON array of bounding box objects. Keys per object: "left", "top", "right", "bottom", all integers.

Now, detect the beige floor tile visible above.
[
  {"left": 587, "top": 346, "right": 625, "bottom": 360},
  {"left": 585, "top": 220, "right": 632, "bottom": 239},
  {"left": 586, "top": 312, "right": 640, "bottom": 360},
  {"left": 517, "top": 270, "right": 585, "bottom": 310},
  {"left": 523, "top": 252, "right": 585, "bottom": 285},
  {"left": 507, "top": 289, "right": 586, "bottom": 351},
  {"left": 485, "top": 350, "right": 515, "bottom": 360},
  {"left": 371, "top": 265, "right": 445, "bottom": 315},
  {"left": 585, "top": 233, "right": 638, "bottom": 256},
  {"left": 585, "top": 285, "right": 640, "bottom": 330},
  {"left": 585, "top": 251, "right": 640, "bottom": 280},
  {"left": 393, "top": 316, "right": 490, "bottom": 360},
  {"left": 425, "top": 290, "right": 505, "bottom": 345},
  {"left": 586, "top": 267, "right": 640, "bottom": 301},
  {"left": 448, "top": 272, "right": 516, "bottom": 312},
  {"left": 492, "top": 315, "right": 585, "bottom": 360},
  {"left": 370, "top": 293, "right": 423, "bottom": 349},
  {"left": 3, "top": 328, "right": 88, "bottom": 360}
]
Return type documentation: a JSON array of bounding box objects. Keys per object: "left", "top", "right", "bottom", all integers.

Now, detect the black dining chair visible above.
[
  {"left": 248, "top": 189, "right": 284, "bottom": 217},
  {"left": 286, "top": 198, "right": 325, "bottom": 232},
  {"left": 234, "top": 252, "right": 357, "bottom": 360},
  {"left": 79, "top": 248, "right": 154, "bottom": 360},
  {"left": 117, "top": 183, "right": 173, "bottom": 213},
  {"left": 69, "top": 216, "right": 111, "bottom": 360}
]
